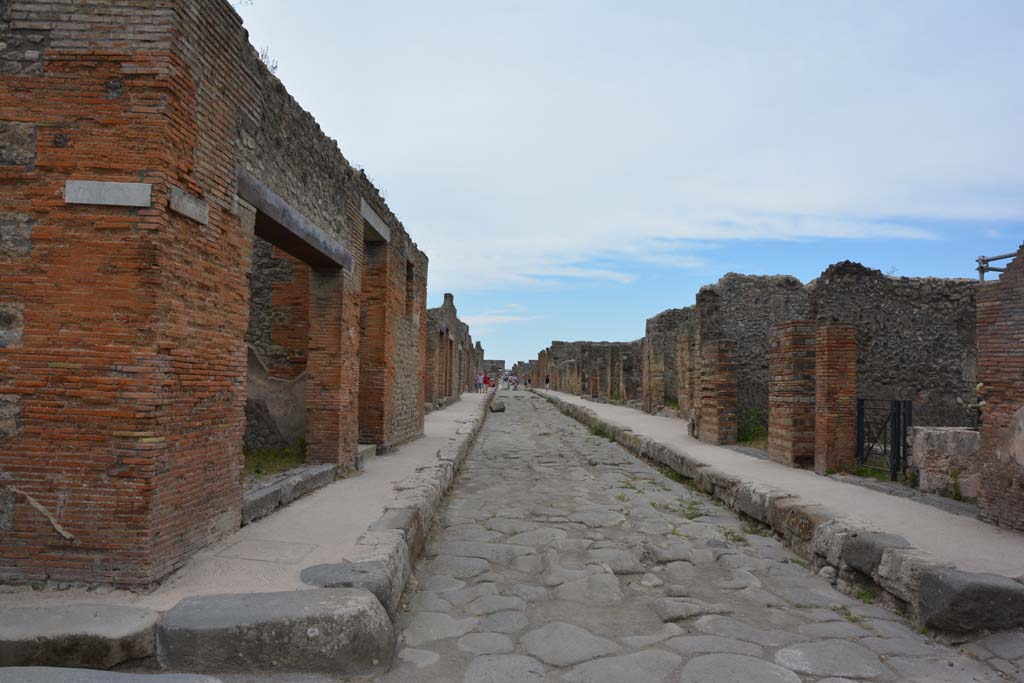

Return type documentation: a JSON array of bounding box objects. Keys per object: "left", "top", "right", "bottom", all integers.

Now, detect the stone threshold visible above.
[
  {"left": 241, "top": 463, "right": 337, "bottom": 526},
  {"left": 535, "top": 390, "right": 1024, "bottom": 638},
  {"left": 0, "top": 391, "right": 497, "bottom": 678}
]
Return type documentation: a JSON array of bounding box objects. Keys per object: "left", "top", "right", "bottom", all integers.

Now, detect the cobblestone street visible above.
[{"left": 378, "top": 391, "right": 1008, "bottom": 683}]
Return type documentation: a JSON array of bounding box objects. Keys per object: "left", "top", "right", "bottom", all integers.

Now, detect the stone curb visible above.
[
  {"left": 299, "top": 390, "right": 497, "bottom": 636},
  {"left": 156, "top": 588, "right": 392, "bottom": 675},
  {"left": 534, "top": 390, "right": 1024, "bottom": 636},
  {"left": 241, "top": 463, "right": 337, "bottom": 526}
]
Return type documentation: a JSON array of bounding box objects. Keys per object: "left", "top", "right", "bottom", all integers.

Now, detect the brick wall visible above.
[
  {"left": 426, "top": 293, "right": 480, "bottom": 406},
  {"left": 768, "top": 321, "right": 817, "bottom": 467},
  {"left": 0, "top": 0, "right": 255, "bottom": 585},
  {"left": 976, "top": 244, "right": 1024, "bottom": 530},
  {"left": 814, "top": 324, "right": 858, "bottom": 474},
  {"left": 0, "top": 0, "right": 429, "bottom": 586}
]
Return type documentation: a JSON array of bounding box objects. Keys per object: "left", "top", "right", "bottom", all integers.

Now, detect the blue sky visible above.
[{"left": 236, "top": 1, "right": 1023, "bottom": 365}]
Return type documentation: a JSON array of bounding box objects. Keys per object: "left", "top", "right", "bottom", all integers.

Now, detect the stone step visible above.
[
  {"left": 156, "top": 588, "right": 393, "bottom": 675},
  {"left": 0, "top": 604, "right": 158, "bottom": 669},
  {"left": 241, "top": 463, "right": 337, "bottom": 525}
]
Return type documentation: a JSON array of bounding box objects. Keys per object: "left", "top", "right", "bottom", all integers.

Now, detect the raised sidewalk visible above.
[
  {"left": 536, "top": 389, "right": 1024, "bottom": 635},
  {"left": 0, "top": 391, "right": 494, "bottom": 678}
]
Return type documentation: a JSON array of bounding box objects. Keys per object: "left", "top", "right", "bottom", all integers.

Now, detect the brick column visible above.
[
  {"left": 768, "top": 321, "right": 817, "bottom": 467},
  {"left": 814, "top": 324, "right": 857, "bottom": 474},
  {"left": 698, "top": 340, "right": 737, "bottom": 444},
  {"left": 306, "top": 268, "right": 352, "bottom": 468},
  {"left": 357, "top": 240, "right": 390, "bottom": 446}
]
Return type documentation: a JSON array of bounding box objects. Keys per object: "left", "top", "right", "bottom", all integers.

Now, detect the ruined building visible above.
[
  {"left": 425, "top": 294, "right": 482, "bottom": 408},
  {"left": 532, "top": 261, "right": 989, "bottom": 476},
  {"left": 531, "top": 340, "right": 642, "bottom": 404},
  {"left": 0, "top": 0, "right": 483, "bottom": 587}
]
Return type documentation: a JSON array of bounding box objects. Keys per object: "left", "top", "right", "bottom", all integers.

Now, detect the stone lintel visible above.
[
  {"left": 359, "top": 197, "right": 390, "bottom": 243},
  {"left": 235, "top": 167, "right": 353, "bottom": 271},
  {"left": 64, "top": 180, "right": 151, "bottom": 208},
  {"left": 169, "top": 186, "right": 209, "bottom": 225}
]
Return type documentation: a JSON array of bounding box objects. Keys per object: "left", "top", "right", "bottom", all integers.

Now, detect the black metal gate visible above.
[{"left": 855, "top": 399, "right": 912, "bottom": 481}]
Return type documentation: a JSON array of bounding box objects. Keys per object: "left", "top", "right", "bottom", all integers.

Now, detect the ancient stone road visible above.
[{"left": 376, "top": 392, "right": 1008, "bottom": 682}]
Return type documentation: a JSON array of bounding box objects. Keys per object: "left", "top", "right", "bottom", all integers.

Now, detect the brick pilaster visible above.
[
  {"left": 698, "top": 340, "right": 737, "bottom": 445},
  {"left": 768, "top": 321, "right": 817, "bottom": 467},
  {"left": 814, "top": 324, "right": 857, "bottom": 474}
]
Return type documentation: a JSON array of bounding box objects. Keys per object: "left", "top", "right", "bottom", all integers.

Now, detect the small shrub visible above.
[
  {"left": 244, "top": 442, "right": 305, "bottom": 478},
  {"left": 682, "top": 500, "right": 705, "bottom": 520},
  {"left": 736, "top": 408, "right": 768, "bottom": 447},
  {"left": 950, "top": 469, "right": 962, "bottom": 501},
  {"left": 854, "top": 588, "right": 878, "bottom": 605},
  {"left": 721, "top": 528, "right": 749, "bottom": 545}
]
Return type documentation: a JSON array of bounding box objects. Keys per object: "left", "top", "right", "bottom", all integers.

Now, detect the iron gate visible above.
[{"left": 855, "top": 399, "right": 912, "bottom": 481}]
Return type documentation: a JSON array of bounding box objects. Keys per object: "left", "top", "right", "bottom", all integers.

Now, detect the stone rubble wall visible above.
[
  {"left": 695, "top": 274, "right": 810, "bottom": 429},
  {"left": 910, "top": 427, "right": 981, "bottom": 502},
  {"left": 809, "top": 261, "right": 977, "bottom": 428},
  {"left": 641, "top": 307, "right": 693, "bottom": 413}
]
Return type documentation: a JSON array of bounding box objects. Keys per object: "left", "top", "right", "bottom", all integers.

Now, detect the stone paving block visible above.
[
  {"left": 157, "top": 588, "right": 392, "bottom": 674},
  {"left": 680, "top": 654, "right": 800, "bottom": 683},
  {"left": 0, "top": 604, "right": 158, "bottom": 669}
]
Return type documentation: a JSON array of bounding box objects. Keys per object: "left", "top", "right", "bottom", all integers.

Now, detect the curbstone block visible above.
[
  {"left": 300, "top": 561, "right": 394, "bottom": 617},
  {"left": 157, "top": 588, "right": 393, "bottom": 674},
  {"left": 0, "top": 668, "right": 221, "bottom": 683},
  {"left": 841, "top": 531, "right": 911, "bottom": 577},
  {"left": 0, "top": 604, "right": 158, "bottom": 669},
  {"left": 918, "top": 568, "right": 1024, "bottom": 633}
]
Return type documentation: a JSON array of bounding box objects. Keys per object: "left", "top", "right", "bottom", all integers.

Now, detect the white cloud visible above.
[{"left": 238, "top": 1, "right": 1024, "bottom": 296}]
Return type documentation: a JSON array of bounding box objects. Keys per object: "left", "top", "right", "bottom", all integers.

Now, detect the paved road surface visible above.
[{"left": 375, "top": 391, "right": 1012, "bottom": 682}]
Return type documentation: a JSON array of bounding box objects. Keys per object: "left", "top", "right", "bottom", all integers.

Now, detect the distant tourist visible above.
[
  {"left": 475, "top": 372, "right": 484, "bottom": 393},
  {"left": 545, "top": 374, "right": 550, "bottom": 389}
]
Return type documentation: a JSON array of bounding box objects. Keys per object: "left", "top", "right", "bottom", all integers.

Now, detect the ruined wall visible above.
[
  {"left": 642, "top": 308, "right": 693, "bottom": 413},
  {"left": 483, "top": 359, "right": 505, "bottom": 379},
  {"left": 354, "top": 176, "right": 428, "bottom": 450},
  {"left": 0, "top": 1, "right": 202, "bottom": 586},
  {"left": 695, "top": 274, "right": 809, "bottom": 429},
  {"left": 618, "top": 340, "right": 644, "bottom": 404},
  {"left": 976, "top": 244, "right": 1024, "bottom": 530},
  {"left": 809, "top": 262, "right": 977, "bottom": 428},
  {"left": 0, "top": 0, "right": 426, "bottom": 585},
  {"left": 425, "top": 294, "right": 480, "bottom": 405},
  {"left": 911, "top": 427, "right": 982, "bottom": 502}
]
